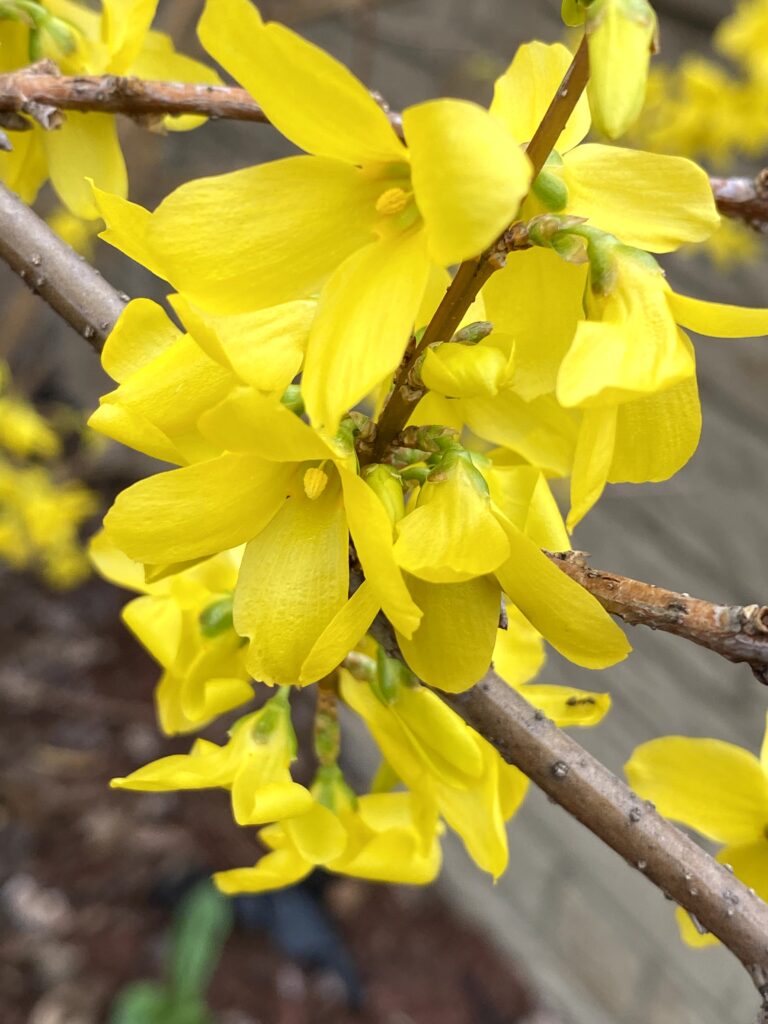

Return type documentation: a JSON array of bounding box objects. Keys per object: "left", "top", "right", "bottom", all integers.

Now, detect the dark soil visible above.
[{"left": 0, "top": 571, "right": 537, "bottom": 1024}]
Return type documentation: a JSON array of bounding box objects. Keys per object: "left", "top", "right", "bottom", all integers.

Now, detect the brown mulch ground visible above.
[{"left": 0, "top": 571, "right": 537, "bottom": 1024}]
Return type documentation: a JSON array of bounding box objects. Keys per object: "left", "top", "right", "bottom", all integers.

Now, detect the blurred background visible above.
[{"left": 1, "top": 1, "right": 767, "bottom": 1022}]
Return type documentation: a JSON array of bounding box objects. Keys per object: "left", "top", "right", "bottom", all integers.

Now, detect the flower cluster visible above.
[{"left": 29, "top": 0, "right": 765, "bottom": 900}]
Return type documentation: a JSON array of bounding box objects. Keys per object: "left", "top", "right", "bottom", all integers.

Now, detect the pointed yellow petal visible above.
[
  {"left": 101, "top": 299, "right": 181, "bottom": 384},
  {"left": 299, "top": 582, "right": 379, "bottom": 684},
  {"left": 487, "top": 466, "right": 570, "bottom": 550},
  {"left": 521, "top": 684, "right": 611, "bottom": 727},
  {"left": 172, "top": 296, "right": 314, "bottom": 392},
  {"left": 337, "top": 827, "right": 441, "bottom": 884},
  {"left": 396, "top": 574, "right": 500, "bottom": 691},
  {"left": 482, "top": 248, "right": 587, "bottom": 401},
  {"left": 395, "top": 685, "right": 484, "bottom": 780},
  {"left": 214, "top": 848, "right": 312, "bottom": 894},
  {"left": 404, "top": 98, "right": 531, "bottom": 265},
  {"left": 338, "top": 467, "right": 422, "bottom": 638},
  {"left": 104, "top": 454, "right": 291, "bottom": 564},
  {"left": 561, "top": 146, "right": 719, "bottom": 252},
  {"left": 45, "top": 113, "right": 126, "bottom": 219},
  {"left": 89, "top": 529, "right": 148, "bottom": 593},
  {"left": 626, "top": 737, "right": 768, "bottom": 844},
  {"left": 495, "top": 515, "right": 630, "bottom": 669},
  {"left": 303, "top": 231, "right": 430, "bottom": 434},
  {"left": 199, "top": 0, "right": 404, "bottom": 164},
  {"left": 568, "top": 405, "right": 617, "bottom": 531},
  {"left": 490, "top": 41, "right": 591, "bottom": 152},
  {"left": 667, "top": 290, "right": 768, "bottom": 338},
  {"left": 122, "top": 595, "right": 181, "bottom": 667},
  {"left": 234, "top": 474, "right": 348, "bottom": 684},
  {"left": 93, "top": 187, "right": 166, "bottom": 279},
  {"left": 148, "top": 156, "right": 380, "bottom": 314},
  {"left": 394, "top": 460, "right": 510, "bottom": 584},
  {"left": 101, "top": 0, "right": 157, "bottom": 73}
]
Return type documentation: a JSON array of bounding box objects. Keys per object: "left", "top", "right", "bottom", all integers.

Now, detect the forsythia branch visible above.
[
  {"left": 547, "top": 551, "right": 768, "bottom": 684},
  {"left": 4, "top": 180, "right": 768, "bottom": 996},
  {"left": 710, "top": 171, "right": 768, "bottom": 235},
  {"left": 0, "top": 181, "right": 125, "bottom": 348}
]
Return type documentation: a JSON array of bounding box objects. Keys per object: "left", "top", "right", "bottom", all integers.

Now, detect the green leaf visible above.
[
  {"left": 109, "top": 982, "right": 172, "bottom": 1024},
  {"left": 169, "top": 880, "right": 233, "bottom": 1002}
]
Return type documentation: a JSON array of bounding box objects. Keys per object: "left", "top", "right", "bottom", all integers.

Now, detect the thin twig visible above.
[
  {"left": 366, "top": 38, "right": 591, "bottom": 461},
  {"left": 0, "top": 182, "right": 125, "bottom": 349},
  {"left": 548, "top": 551, "right": 768, "bottom": 684}
]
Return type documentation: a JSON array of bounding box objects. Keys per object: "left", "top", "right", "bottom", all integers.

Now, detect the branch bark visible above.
[
  {"left": 547, "top": 551, "right": 768, "bottom": 683},
  {"left": 711, "top": 171, "right": 768, "bottom": 235},
  {"left": 0, "top": 182, "right": 125, "bottom": 349}
]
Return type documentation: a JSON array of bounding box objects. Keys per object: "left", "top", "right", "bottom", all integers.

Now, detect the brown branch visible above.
[
  {"left": 711, "top": 171, "right": 768, "bottom": 235},
  {"left": 366, "top": 38, "right": 592, "bottom": 462},
  {"left": 0, "top": 182, "right": 125, "bottom": 349},
  {"left": 548, "top": 551, "right": 768, "bottom": 684},
  {"left": 445, "top": 673, "right": 768, "bottom": 995},
  {"left": 361, "top": 596, "right": 768, "bottom": 1001},
  {"left": 0, "top": 68, "right": 403, "bottom": 134}
]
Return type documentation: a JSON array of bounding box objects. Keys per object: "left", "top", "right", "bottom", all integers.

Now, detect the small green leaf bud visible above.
[
  {"left": 362, "top": 463, "right": 406, "bottom": 525},
  {"left": 199, "top": 595, "right": 234, "bottom": 638}
]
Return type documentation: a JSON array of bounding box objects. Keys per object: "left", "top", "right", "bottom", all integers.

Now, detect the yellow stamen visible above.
[
  {"left": 375, "top": 186, "right": 411, "bottom": 217},
  {"left": 303, "top": 466, "right": 329, "bottom": 501}
]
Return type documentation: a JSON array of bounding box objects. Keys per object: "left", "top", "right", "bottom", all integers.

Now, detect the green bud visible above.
[
  {"left": 561, "top": 0, "right": 587, "bottom": 26},
  {"left": 362, "top": 463, "right": 405, "bottom": 525},
  {"left": 199, "top": 595, "right": 234, "bottom": 638},
  {"left": 451, "top": 321, "right": 494, "bottom": 345},
  {"left": 312, "top": 764, "right": 357, "bottom": 813},
  {"left": 371, "top": 648, "right": 416, "bottom": 706},
  {"left": 280, "top": 384, "right": 304, "bottom": 416},
  {"left": 531, "top": 170, "right": 569, "bottom": 212},
  {"left": 43, "top": 15, "right": 77, "bottom": 54}
]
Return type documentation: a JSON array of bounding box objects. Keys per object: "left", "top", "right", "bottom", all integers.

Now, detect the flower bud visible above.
[
  {"left": 199, "top": 594, "right": 235, "bottom": 638},
  {"left": 585, "top": 0, "right": 658, "bottom": 139},
  {"left": 362, "top": 464, "right": 405, "bottom": 525}
]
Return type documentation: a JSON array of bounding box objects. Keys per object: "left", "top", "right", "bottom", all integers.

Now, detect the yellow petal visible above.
[
  {"left": 394, "top": 460, "right": 510, "bottom": 584},
  {"left": 521, "top": 684, "right": 611, "bottom": 727},
  {"left": 338, "top": 467, "right": 422, "bottom": 638},
  {"left": 404, "top": 98, "right": 531, "bottom": 265},
  {"left": 148, "top": 156, "right": 381, "bottom": 314},
  {"left": 93, "top": 187, "right": 166, "bottom": 279},
  {"left": 303, "top": 231, "right": 430, "bottom": 435},
  {"left": 557, "top": 314, "right": 695, "bottom": 408},
  {"left": 0, "top": 126, "right": 47, "bottom": 205},
  {"left": 299, "top": 582, "right": 379, "bottom": 685},
  {"left": 89, "top": 529, "right": 148, "bottom": 593},
  {"left": 609, "top": 371, "right": 701, "bottom": 484},
  {"left": 234, "top": 473, "right": 348, "bottom": 684},
  {"left": 396, "top": 574, "right": 500, "bottom": 691},
  {"left": 482, "top": 248, "right": 587, "bottom": 401},
  {"left": 420, "top": 344, "right": 511, "bottom": 399},
  {"left": 101, "top": 0, "right": 157, "bottom": 73},
  {"left": 560, "top": 146, "right": 719, "bottom": 252},
  {"left": 214, "top": 848, "right": 312, "bottom": 894},
  {"left": 493, "top": 604, "right": 545, "bottom": 687},
  {"left": 490, "top": 41, "right": 591, "bottom": 152},
  {"left": 94, "top": 334, "right": 235, "bottom": 465},
  {"left": 625, "top": 737, "right": 768, "bottom": 844},
  {"left": 568, "top": 405, "right": 617, "bottom": 531},
  {"left": 199, "top": 389, "right": 334, "bottom": 461},
  {"left": 495, "top": 515, "right": 630, "bottom": 669},
  {"left": 667, "top": 290, "right": 768, "bottom": 338},
  {"left": 171, "top": 296, "right": 314, "bottom": 392},
  {"left": 45, "top": 113, "right": 126, "bottom": 219},
  {"left": 122, "top": 594, "right": 181, "bottom": 667},
  {"left": 463, "top": 392, "right": 579, "bottom": 478},
  {"left": 101, "top": 299, "right": 181, "bottom": 384},
  {"left": 104, "top": 454, "right": 292, "bottom": 564},
  {"left": 198, "top": 0, "right": 404, "bottom": 164},
  {"left": 88, "top": 402, "right": 185, "bottom": 466},
  {"left": 487, "top": 465, "right": 570, "bottom": 550},
  {"left": 395, "top": 685, "right": 485, "bottom": 780},
  {"left": 336, "top": 828, "right": 441, "bottom": 884},
  {"left": 285, "top": 803, "right": 348, "bottom": 863}
]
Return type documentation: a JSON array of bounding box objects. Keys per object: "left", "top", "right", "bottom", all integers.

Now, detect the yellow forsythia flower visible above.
[{"left": 626, "top": 718, "right": 768, "bottom": 947}]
